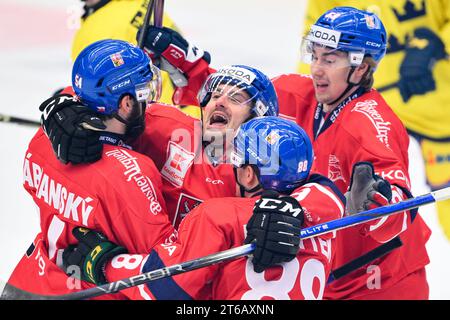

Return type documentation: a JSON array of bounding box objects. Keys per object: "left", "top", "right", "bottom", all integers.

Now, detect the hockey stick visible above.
[
  {"left": 2, "top": 186, "right": 449, "bottom": 300},
  {"left": 153, "top": 0, "right": 164, "bottom": 27},
  {"left": 0, "top": 113, "right": 40, "bottom": 127}
]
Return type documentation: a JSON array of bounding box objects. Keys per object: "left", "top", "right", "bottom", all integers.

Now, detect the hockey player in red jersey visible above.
[
  {"left": 135, "top": 8, "right": 431, "bottom": 299},
  {"left": 7, "top": 39, "right": 174, "bottom": 298},
  {"left": 62, "top": 116, "right": 346, "bottom": 300},
  {"left": 40, "top": 64, "right": 279, "bottom": 228}
]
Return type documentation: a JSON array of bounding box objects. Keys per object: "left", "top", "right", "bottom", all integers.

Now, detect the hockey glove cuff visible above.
[
  {"left": 62, "top": 227, "right": 127, "bottom": 285},
  {"left": 138, "top": 26, "right": 211, "bottom": 85}
]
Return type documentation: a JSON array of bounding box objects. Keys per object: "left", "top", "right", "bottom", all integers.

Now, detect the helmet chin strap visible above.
[
  {"left": 113, "top": 100, "right": 147, "bottom": 140},
  {"left": 327, "top": 64, "right": 372, "bottom": 106},
  {"left": 327, "top": 66, "right": 357, "bottom": 106}
]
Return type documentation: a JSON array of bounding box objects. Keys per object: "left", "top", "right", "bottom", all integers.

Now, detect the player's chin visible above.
[{"left": 203, "top": 127, "right": 227, "bottom": 141}]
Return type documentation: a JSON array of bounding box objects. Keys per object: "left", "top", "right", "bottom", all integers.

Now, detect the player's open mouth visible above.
[
  {"left": 208, "top": 112, "right": 229, "bottom": 128},
  {"left": 315, "top": 82, "right": 329, "bottom": 93}
]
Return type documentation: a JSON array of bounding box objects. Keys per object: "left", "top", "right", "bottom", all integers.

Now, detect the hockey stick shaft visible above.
[
  {"left": 137, "top": 0, "right": 155, "bottom": 48},
  {"left": 153, "top": 0, "right": 165, "bottom": 27},
  {"left": 300, "top": 187, "right": 450, "bottom": 239},
  {"left": 2, "top": 186, "right": 449, "bottom": 300},
  {"left": 0, "top": 113, "right": 40, "bottom": 127}
]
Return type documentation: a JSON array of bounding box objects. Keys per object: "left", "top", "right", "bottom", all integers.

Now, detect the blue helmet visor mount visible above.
[{"left": 134, "top": 63, "right": 162, "bottom": 105}]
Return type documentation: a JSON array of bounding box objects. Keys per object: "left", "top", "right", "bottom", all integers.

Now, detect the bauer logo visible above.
[
  {"left": 216, "top": 66, "right": 256, "bottom": 85},
  {"left": 307, "top": 25, "right": 341, "bottom": 49}
]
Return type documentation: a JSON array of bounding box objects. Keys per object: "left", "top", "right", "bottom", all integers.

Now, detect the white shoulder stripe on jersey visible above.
[{"left": 302, "top": 183, "right": 345, "bottom": 217}]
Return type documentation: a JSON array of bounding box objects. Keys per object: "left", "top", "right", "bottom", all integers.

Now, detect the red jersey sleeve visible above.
[
  {"left": 272, "top": 74, "right": 316, "bottom": 130},
  {"left": 172, "top": 61, "right": 216, "bottom": 106}
]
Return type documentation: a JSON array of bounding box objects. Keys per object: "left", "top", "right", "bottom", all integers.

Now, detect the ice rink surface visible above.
[{"left": 0, "top": 0, "right": 449, "bottom": 299}]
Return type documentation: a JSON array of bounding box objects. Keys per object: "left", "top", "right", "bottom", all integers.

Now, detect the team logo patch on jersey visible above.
[
  {"left": 110, "top": 53, "right": 124, "bottom": 67},
  {"left": 173, "top": 193, "right": 203, "bottom": 226},
  {"left": 328, "top": 154, "right": 345, "bottom": 183},
  {"left": 161, "top": 142, "right": 195, "bottom": 187}
]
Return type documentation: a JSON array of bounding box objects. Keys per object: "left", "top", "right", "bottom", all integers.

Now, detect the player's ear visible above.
[
  {"left": 118, "top": 95, "right": 133, "bottom": 116},
  {"left": 246, "top": 165, "right": 261, "bottom": 189},
  {"left": 356, "top": 62, "right": 369, "bottom": 75}
]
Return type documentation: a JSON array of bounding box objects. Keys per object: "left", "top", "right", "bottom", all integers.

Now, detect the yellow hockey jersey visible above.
[
  {"left": 72, "top": 0, "right": 181, "bottom": 107},
  {"left": 298, "top": 0, "right": 450, "bottom": 139}
]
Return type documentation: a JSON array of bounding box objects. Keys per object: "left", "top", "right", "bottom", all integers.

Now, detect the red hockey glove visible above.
[
  {"left": 345, "top": 162, "right": 392, "bottom": 216},
  {"left": 138, "top": 26, "right": 211, "bottom": 87}
]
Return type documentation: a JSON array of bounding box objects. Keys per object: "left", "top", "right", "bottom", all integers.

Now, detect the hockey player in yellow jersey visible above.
[
  {"left": 72, "top": 0, "right": 201, "bottom": 118},
  {"left": 298, "top": 0, "right": 450, "bottom": 241}
]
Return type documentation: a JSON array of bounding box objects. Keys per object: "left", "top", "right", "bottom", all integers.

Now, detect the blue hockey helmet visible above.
[
  {"left": 230, "top": 116, "right": 313, "bottom": 193},
  {"left": 197, "top": 65, "right": 278, "bottom": 117},
  {"left": 72, "top": 39, "right": 162, "bottom": 115},
  {"left": 303, "top": 6, "right": 387, "bottom": 66}
]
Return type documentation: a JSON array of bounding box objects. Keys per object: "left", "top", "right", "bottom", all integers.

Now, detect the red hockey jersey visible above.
[
  {"left": 133, "top": 103, "right": 237, "bottom": 228},
  {"left": 8, "top": 129, "right": 174, "bottom": 298},
  {"left": 274, "top": 74, "right": 431, "bottom": 299},
  {"left": 174, "top": 67, "right": 431, "bottom": 299},
  {"left": 103, "top": 177, "right": 345, "bottom": 300}
]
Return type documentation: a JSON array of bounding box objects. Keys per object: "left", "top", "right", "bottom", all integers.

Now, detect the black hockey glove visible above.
[
  {"left": 39, "top": 94, "right": 106, "bottom": 165},
  {"left": 244, "top": 190, "right": 304, "bottom": 273},
  {"left": 398, "top": 28, "right": 447, "bottom": 102},
  {"left": 345, "top": 162, "right": 392, "bottom": 216},
  {"left": 62, "top": 227, "right": 127, "bottom": 285},
  {"left": 138, "top": 26, "right": 211, "bottom": 87}
]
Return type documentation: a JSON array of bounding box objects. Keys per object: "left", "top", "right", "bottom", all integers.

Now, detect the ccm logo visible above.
[
  {"left": 258, "top": 199, "right": 302, "bottom": 217},
  {"left": 111, "top": 79, "right": 131, "bottom": 91},
  {"left": 205, "top": 177, "right": 224, "bottom": 185}
]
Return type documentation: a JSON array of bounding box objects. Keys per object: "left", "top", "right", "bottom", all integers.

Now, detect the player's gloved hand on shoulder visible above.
[
  {"left": 244, "top": 190, "right": 304, "bottom": 273},
  {"left": 62, "top": 227, "right": 127, "bottom": 285},
  {"left": 39, "top": 94, "right": 106, "bottom": 165},
  {"left": 345, "top": 162, "right": 392, "bottom": 216},
  {"left": 138, "top": 26, "right": 211, "bottom": 87},
  {"left": 398, "top": 27, "right": 447, "bottom": 102}
]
